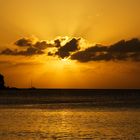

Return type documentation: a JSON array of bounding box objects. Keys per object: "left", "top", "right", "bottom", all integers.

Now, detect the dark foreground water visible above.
[{"left": 0, "top": 105, "right": 140, "bottom": 140}]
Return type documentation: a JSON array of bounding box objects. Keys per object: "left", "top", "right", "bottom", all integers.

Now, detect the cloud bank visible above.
[
  {"left": 1, "top": 38, "right": 53, "bottom": 56},
  {"left": 71, "top": 38, "right": 140, "bottom": 62},
  {"left": 1, "top": 37, "right": 140, "bottom": 62}
]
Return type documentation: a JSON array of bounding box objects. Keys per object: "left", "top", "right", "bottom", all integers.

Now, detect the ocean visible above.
[
  {"left": 0, "top": 89, "right": 140, "bottom": 139},
  {"left": 0, "top": 104, "right": 140, "bottom": 140}
]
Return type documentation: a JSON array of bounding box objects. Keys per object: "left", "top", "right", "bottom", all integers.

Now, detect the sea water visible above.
[{"left": 0, "top": 105, "right": 140, "bottom": 140}]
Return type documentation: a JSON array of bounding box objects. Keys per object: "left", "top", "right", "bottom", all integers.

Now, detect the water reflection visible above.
[{"left": 0, "top": 107, "right": 140, "bottom": 139}]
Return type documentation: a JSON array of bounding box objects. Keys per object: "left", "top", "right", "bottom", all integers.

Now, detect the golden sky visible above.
[{"left": 0, "top": 0, "right": 140, "bottom": 88}]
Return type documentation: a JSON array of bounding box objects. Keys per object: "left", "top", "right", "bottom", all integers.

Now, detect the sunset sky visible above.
[{"left": 0, "top": 0, "right": 140, "bottom": 88}]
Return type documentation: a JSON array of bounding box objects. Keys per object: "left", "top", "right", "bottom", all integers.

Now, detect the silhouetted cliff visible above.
[{"left": 0, "top": 74, "right": 5, "bottom": 89}]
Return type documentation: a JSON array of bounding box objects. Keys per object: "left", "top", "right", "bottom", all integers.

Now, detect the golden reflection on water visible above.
[{"left": 0, "top": 108, "right": 140, "bottom": 140}]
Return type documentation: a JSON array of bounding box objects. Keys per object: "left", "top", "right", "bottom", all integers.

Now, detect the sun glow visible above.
[
  {"left": 53, "top": 58, "right": 76, "bottom": 70},
  {"left": 61, "top": 58, "right": 71, "bottom": 63}
]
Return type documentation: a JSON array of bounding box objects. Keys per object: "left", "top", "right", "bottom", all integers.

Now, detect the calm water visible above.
[{"left": 0, "top": 105, "right": 140, "bottom": 140}]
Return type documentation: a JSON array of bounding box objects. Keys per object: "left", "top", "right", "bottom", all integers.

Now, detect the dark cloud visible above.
[
  {"left": 34, "top": 41, "right": 53, "bottom": 50},
  {"left": 71, "top": 51, "right": 114, "bottom": 62},
  {"left": 1, "top": 37, "right": 140, "bottom": 61},
  {"left": 15, "top": 38, "right": 33, "bottom": 47},
  {"left": 71, "top": 38, "right": 140, "bottom": 62},
  {"left": 15, "top": 37, "right": 54, "bottom": 49},
  {"left": 1, "top": 47, "right": 44, "bottom": 56},
  {"left": 1, "top": 48, "right": 17, "bottom": 55},
  {"left": 55, "top": 38, "right": 80, "bottom": 58},
  {"left": 1, "top": 38, "right": 55, "bottom": 56},
  {"left": 85, "top": 45, "right": 107, "bottom": 52},
  {"left": 55, "top": 51, "right": 70, "bottom": 58},
  {"left": 54, "top": 39, "right": 61, "bottom": 48},
  {"left": 109, "top": 38, "right": 140, "bottom": 52},
  {"left": 1, "top": 37, "right": 81, "bottom": 57},
  {"left": 17, "top": 47, "right": 44, "bottom": 56}
]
